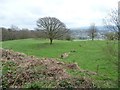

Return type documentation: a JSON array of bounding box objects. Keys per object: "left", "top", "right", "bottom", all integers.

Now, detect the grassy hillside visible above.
[
  {"left": 2, "top": 38, "right": 118, "bottom": 88},
  {"left": 2, "top": 48, "right": 96, "bottom": 88}
]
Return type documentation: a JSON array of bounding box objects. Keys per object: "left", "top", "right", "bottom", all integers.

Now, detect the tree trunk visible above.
[
  {"left": 92, "top": 37, "right": 94, "bottom": 40},
  {"left": 118, "top": 31, "right": 120, "bottom": 41},
  {"left": 50, "top": 38, "right": 53, "bottom": 45},
  {"left": 92, "top": 33, "right": 94, "bottom": 41}
]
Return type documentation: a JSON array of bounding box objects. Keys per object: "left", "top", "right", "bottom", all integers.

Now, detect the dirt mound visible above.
[{"left": 1, "top": 48, "right": 96, "bottom": 88}]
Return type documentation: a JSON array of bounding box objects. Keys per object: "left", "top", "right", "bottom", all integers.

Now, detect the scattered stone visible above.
[
  {"left": 66, "top": 62, "right": 80, "bottom": 69},
  {"left": 56, "top": 62, "right": 65, "bottom": 65},
  {"left": 60, "top": 52, "right": 70, "bottom": 59},
  {"left": 79, "top": 69, "right": 97, "bottom": 75}
]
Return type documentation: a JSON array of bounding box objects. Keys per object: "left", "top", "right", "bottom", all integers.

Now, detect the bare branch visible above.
[{"left": 36, "top": 17, "right": 69, "bottom": 44}]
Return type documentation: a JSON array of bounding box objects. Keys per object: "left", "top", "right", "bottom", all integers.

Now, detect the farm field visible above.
[{"left": 1, "top": 38, "right": 118, "bottom": 88}]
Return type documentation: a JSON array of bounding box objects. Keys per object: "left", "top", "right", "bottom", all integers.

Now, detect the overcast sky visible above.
[{"left": 0, "top": 0, "right": 119, "bottom": 29}]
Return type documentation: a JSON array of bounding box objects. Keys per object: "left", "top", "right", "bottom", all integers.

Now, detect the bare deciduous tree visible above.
[
  {"left": 88, "top": 23, "right": 97, "bottom": 40},
  {"left": 103, "top": 9, "right": 120, "bottom": 40},
  {"left": 103, "top": 8, "right": 119, "bottom": 67},
  {"left": 36, "top": 17, "right": 69, "bottom": 44}
]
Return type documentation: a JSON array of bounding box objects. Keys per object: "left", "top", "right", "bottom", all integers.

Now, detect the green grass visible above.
[{"left": 2, "top": 38, "right": 118, "bottom": 88}]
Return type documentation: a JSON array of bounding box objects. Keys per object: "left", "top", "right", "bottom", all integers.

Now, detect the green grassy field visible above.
[{"left": 2, "top": 38, "right": 118, "bottom": 88}]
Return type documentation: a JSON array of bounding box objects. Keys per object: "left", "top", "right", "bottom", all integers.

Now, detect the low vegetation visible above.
[{"left": 1, "top": 48, "right": 96, "bottom": 88}]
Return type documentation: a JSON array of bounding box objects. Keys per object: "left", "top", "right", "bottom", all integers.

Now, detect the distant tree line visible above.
[
  {"left": 1, "top": 25, "right": 71, "bottom": 41},
  {"left": 1, "top": 27, "right": 41, "bottom": 41},
  {"left": 1, "top": 17, "right": 72, "bottom": 43},
  {"left": 1, "top": 25, "right": 118, "bottom": 41}
]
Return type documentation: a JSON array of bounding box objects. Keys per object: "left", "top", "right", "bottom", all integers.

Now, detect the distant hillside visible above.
[
  {"left": 70, "top": 26, "right": 114, "bottom": 39},
  {"left": 70, "top": 26, "right": 110, "bottom": 31}
]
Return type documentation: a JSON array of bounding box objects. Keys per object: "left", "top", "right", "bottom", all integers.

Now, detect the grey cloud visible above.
[{"left": 0, "top": 0, "right": 118, "bottom": 29}]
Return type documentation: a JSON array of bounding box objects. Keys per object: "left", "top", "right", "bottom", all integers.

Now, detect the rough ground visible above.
[{"left": 1, "top": 48, "right": 96, "bottom": 88}]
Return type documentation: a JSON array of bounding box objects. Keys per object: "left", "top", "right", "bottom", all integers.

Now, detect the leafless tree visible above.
[
  {"left": 36, "top": 17, "right": 69, "bottom": 44},
  {"left": 103, "top": 9, "right": 120, "bottom": 40},
  {"left": 11, "top": 25, "right": 20, "bottom": 31},
  {"left": 88, "top": 23, "right": 97, "bottom": 40},
  {"left": 102, "top": 8, "right": 119, "bottom": 67}
]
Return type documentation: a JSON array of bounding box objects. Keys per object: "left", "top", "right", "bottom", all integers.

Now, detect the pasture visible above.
[{"left": 2, "top": 38, "right": 118, "bottom": 88}]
